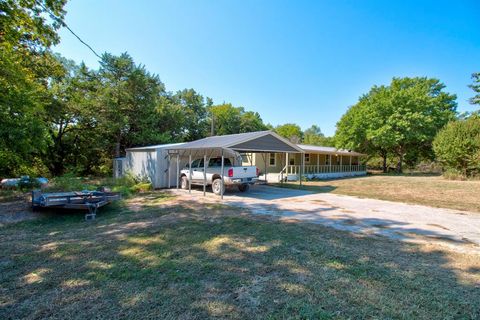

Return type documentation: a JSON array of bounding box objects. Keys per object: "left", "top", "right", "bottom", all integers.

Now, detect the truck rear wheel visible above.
[
  {"left": 212, "top": 179, "right": 224, "bottom": 195},
  {"left": 181, "top": 176, "right": 189, "bottom": 189},
  {"left": 238, "top": 184, "right": 250, "bottom": 192}
]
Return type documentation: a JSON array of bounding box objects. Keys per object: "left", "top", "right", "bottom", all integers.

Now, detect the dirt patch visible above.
[{"left": 0, "top": 200, "right": 38, "bottom": 225}]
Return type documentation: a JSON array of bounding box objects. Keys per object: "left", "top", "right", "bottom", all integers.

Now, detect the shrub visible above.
[
  {"left": 18, "top": 177, "right": 41, "bottom": 191},
  {"left": 45, "top": 173, "right": 96, "bottom": 192},
  {"left": 433, "top": 116, "right": 480, "bottom": 178},
  {"left": 131, "top": 182, "right": 153, "bottom": 193}
]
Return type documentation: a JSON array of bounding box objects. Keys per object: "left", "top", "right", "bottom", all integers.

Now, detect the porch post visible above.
[
  {"left": 300, "top": 153, "right": 304, "bottom": 187},
  {"left": 340, "top": 155, "right": 343, "bottom": 172},
  {"left": 280, "top": 153, "right": 284, "bottom": 184},
  {"left": 316, "top": 154, "right": 319, "bottom": 174},
  {"left": 203, "top": 154, "right": 207, "bottom": 196},
  {"left": 176, "top": 154, "right": 179, "bottom": 189},
  {"left": 221, "top": 149, "right": 224, "bottom": 199},
  {"left": 188, "top": 152, "right": 192, "bottom": 194},
  {"left": 265, "top": 153, "right": 268, "bottom": 183},
  {"left": 286, "top": 153, "right": 289, "bottom": 175},
  {"left": 349, "top": 155, "right": 352, "bottom": 172},
  {"left": 329, "top": 154, "right": 332, "bottom": 173}
]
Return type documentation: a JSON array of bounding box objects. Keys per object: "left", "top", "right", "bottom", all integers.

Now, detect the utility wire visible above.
[{"left": 35, "top": 0, "right": 103, "bottom": 60}]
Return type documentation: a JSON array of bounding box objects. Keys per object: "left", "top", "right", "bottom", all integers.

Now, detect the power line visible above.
[{"left": 35, "top": 0, "right": 103, "bottom": 60}]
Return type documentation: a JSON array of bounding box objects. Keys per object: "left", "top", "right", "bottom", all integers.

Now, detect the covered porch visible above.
[{"left": 254, "top": 144, "right": 367, "bottom": 182}]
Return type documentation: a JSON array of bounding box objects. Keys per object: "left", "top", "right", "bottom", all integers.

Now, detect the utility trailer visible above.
[{"left": 31, "top": 190, "right": 121, "bottom": 220}]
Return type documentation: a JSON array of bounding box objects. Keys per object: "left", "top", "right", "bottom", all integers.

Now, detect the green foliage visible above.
[
  {"left": 45, "top": 174, "right": 96, "bottom": 192},
  {"left": 0, "top": 0, "right": 67, "bottom": 176},
  {"left": 469, "top": 72, "right": 480, "bottom": 105},
  {"left": 17, "top": 177, "right": 41, "bottom": 191},
  {"left": 335, "top": 77, "right": 457, "bottom": 172},
  {"left": 274, "top": 123, "right": 303, "bottom": 143},
  {"left": 303, "top": 125, "right": 335, "bottom": 146},
  {"left": 208, "top": 103, "right": 267, "bottom": 135},
  {"left": 44, "top": 172, "right": 153, "bottom": 197},
  {"left": 433, "top": 116, "right": 480, "bottom": 178}
]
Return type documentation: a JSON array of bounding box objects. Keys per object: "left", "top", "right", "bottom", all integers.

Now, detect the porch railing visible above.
[{"left": 286, "top": 164, "right": 366, "bottom": 175}]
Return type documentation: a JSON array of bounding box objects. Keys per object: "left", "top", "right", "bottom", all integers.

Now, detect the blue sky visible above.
[{"left": 54, "top": 0, "right": 480, "bottom": 136}]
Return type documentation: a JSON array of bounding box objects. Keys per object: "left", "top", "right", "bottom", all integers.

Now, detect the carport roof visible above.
[{"left": 167, "top": 130, "right": 304, "bottom": 153}]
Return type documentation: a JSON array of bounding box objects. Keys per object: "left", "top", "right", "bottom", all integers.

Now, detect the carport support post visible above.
[
  {"left": 221, "top": 149, "right": 224, "bottom": 199},
  {"left": 203, "top": 154, "right": 207, "bottom": 196},
  {"left": 188, "top": 152, "right": 192, "bottom": 194},
  {"left": 167, "top": 154, "right": 171, "bottom": 189},
  {"left": 176, "top": 154, "right": 179, "bottom": 189}
]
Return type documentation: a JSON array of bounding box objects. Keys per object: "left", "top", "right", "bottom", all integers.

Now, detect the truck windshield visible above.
[{"left": 208, "top": 158, "right": 232, "bottom": 167}]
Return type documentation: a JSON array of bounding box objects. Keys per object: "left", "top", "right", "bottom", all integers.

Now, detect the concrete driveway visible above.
[{"left": 171, "top": 185, "right": 480, "bottom": 252}]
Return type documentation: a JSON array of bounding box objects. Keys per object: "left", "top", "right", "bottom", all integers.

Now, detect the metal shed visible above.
[
  {"left": 167, "top": 131, "right": 305, "bottom": 199},
  {"left": 122, "top": 143, "right": 186, "bottom": 189}
]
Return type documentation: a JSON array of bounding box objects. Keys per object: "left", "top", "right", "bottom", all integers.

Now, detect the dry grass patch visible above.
[
  {"left": 276, "top": 174, "right": 480, "bottom": 213},
  {"left": 0, "top": 191, "right": 479, "bottom": 319}
]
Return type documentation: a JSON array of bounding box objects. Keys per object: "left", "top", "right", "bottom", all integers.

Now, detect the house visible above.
[
  {"left": 114, "top": 131, "right": 366, "bottom": 189},
  {"left": 242, "top": 144, "right": 366, "bottom": 182}
]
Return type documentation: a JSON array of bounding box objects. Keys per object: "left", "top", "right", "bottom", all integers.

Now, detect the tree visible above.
[
  {"left": 335, "top": 77, "right": 457, "bottom": 173},
  {"left": 97, "top": 53, "right": 170, "bottom": 157},
  {"left": 172, "top": 89, "right": 210, "bottom": 141},
  {"left": 209, "top": 103, "right": 242, "bottom": 135},
  {"left": 239, "top": 111, "right": 268, "bottom": 133},
  {"left": 469, "top": 72, "right": 480, "bottom": 106},
  {"left": 0, "top": 0, "right": 67, "bottom": 176},
  {"left": 209, "top": 103, "right": 267, "bottom": 135},
  {"left": 303, "top": 125, "right": 334, "bottom": 146},
  {"left": 433, "top": 115, "right": 480, "bottom": 177},
  {"left": 274, "top": 123, "right": 303, "bottom": 143},
  {"left": 44, "top": 56, "right": 98, "bottom": 175}
]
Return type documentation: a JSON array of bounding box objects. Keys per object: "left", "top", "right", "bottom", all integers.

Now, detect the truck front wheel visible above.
[
  {"left": 238, "top": 184, "right": 250, "bottom": 192},
  {"left": 181, "top": 176, "right": 189, "bottom": 189},
  {"left": 212, "top": 179, "right": 224, "bottom": 195}
]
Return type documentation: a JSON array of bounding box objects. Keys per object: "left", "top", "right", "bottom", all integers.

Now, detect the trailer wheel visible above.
[
  {"left": 181, "top": 176, "right": 189, "bottom": 189},
  {"left": 212, "top": 179, "right": 224, "bottom": 195},
  {"left": 238, "top": 184, "right": 250, "bottom": 192}
]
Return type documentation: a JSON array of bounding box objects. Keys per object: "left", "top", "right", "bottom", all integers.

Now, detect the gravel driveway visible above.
[{"left": 172, "top": 184, "right": 480, "bottom": 252}]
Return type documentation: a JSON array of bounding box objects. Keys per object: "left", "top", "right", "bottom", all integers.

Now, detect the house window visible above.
[
  {"left": 289, "top": 157, "right": 295, "bottom": 166},
  {"left": 269, "top": 153, "right": 276, "bottom": 166},
  {"left": 305, "top": 153, "right": 310, "bottom": 164}
]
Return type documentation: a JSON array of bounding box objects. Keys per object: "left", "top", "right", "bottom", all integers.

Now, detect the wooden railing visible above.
[{"left": 286, "top": 164, "right": 366, "bottom": 175}]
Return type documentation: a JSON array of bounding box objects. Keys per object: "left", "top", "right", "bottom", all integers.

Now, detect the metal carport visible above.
[{"left": 167, "top": 130, "right": 304, "bottom": 199}]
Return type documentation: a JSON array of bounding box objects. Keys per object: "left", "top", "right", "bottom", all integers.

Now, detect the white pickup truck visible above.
[{"left": 180, "top": 157, "right": 258, "bottom": 195}]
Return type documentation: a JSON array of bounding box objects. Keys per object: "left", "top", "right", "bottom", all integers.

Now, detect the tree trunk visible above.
[
  {"left": 115, "top": 142, "right": 121, "bottom": 158},
  {"left": 396, "top": 153, "right": 404, "bottom": 174},
  {"left": 382, "top": 155, "right": 387, "bottom": 173}
]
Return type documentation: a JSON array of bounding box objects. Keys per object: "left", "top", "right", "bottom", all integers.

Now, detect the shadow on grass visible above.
[{"left": 0, "top": 196, "right": 479, "bottom": 319}]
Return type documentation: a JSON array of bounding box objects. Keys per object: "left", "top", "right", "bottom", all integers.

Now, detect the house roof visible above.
[
  {"left": 297, "top": 144, "right": 365, "bottom": 156},
  {"left": 167, "top": 131, "right": 304, "bottom": 153},
  {"left": 125, "top": 134, "right": 364, "bottom": 156},
  {"left": 126, "top": 142, "right": 185, "bottom": 151}
]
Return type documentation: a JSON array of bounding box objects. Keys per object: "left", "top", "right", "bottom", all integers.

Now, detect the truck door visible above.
[{"left": 191, "top": 158, "right": 205, "bottom": 182}]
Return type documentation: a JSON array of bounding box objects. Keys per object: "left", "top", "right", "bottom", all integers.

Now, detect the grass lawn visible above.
[
  {"left": 1, "top": 192, "right": 479, "bottom": 319},
  {"left": 274, "top": 174, "right": 480, "bottom": 213}
]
